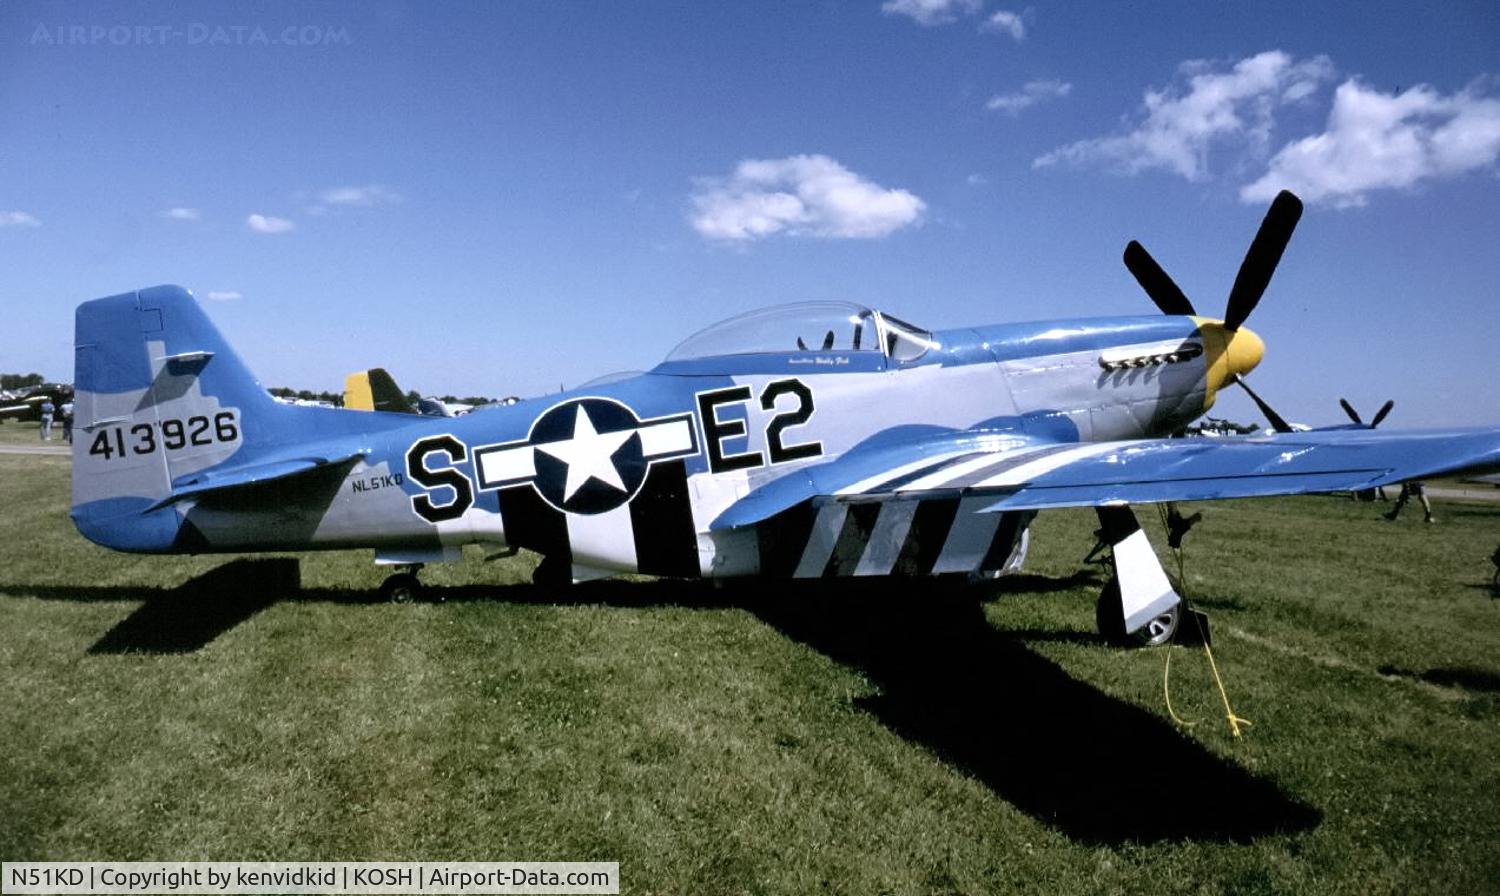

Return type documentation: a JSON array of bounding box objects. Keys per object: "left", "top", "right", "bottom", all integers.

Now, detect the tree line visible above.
[{"left": 1, "top": 373, "right": 47, "bottom": 391}]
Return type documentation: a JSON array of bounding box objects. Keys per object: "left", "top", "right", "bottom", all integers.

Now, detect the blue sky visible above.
[{"left": 2, "top": 0, "right": 1497, "bottom": 427}]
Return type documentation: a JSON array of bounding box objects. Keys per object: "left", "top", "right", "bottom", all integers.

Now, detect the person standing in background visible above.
[{"left": 1385, "top": 481, "right": 1435, "bottom": 523}]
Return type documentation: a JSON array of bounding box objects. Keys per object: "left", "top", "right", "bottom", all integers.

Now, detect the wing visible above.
[{"left": 713, "top": 427, "right": 1500, "bottom": 529}]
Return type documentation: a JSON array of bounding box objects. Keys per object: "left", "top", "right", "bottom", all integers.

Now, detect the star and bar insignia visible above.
[{"left": 474, "top": 398, "right": 698, "bottom": 515}]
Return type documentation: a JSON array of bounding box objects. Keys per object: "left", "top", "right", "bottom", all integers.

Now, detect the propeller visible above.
[
  {"left": 1224, "top": 191, "right": 1303, "bottom": 331},
  {"left": 1234, "top": 375, "right": 1294, "bottom": 434},
  {"left": 1121, "top": 190, "right": 1303, "bottom": 330},
  {"left": 1124, "top": 241, "right": 1195, "bottom": 316},
  {"left": 1340, "top": 398, "right": 1395, "bottom": 428},
  {"left": 1122, "top": 190, "right": 1305, "bottom": 434}
]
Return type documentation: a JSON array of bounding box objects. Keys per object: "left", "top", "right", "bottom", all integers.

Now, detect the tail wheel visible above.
[{"left": 379, "top": 572, "right": 422, "bottom": 604}]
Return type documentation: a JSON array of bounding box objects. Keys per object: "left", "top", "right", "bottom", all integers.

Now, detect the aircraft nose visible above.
[{"left": 1225, "top": 326, "right": 1264, "bottom": 378}]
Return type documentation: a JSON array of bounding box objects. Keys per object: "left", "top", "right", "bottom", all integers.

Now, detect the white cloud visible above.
[
  {"left": 1035, "top": 50, "right": 1334, "bottom": 180},
  {"left": 982, "top": 10, "right": 1025, "bottom": 40},
  {"left": 162, "top": 207, "right": 200, "bottom": 221},
  {"left": 881, "top": 0, "right": 981, "bottom": 26},
  {"left": 0, "top": 211, "right": 41, "bottom": 228},
  {"left": 987, "top": 79, "right": 1071, "bottom": 114},
  {"left": 305, "top": 184, "right": 400, "bottom": 216},
  {"left": 1242, "top": 79, "right": 1500, "bottom": 207},
  {"left": 690, "top": 154, "right": 926, "bottom": 241},
  {"left": 318, "top": 184, "right": 400, "bottom": 207},
  {"left": 205, "top": 290, "right": 243, "bottom": 302},
  {"left": 246, "top": 213, "right": 295, "bottom": 234},
  {"left": 966, "top": 173, "right": 989, "bottom": 186}
]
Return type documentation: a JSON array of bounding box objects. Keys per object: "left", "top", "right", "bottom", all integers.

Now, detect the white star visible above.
[{"left": 535, "top": 405, "right": 635, "bottom": 501}]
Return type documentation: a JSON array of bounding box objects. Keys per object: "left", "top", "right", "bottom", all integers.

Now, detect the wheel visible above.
[
  {"left": 379, "top": 572, "right": 422, "bottom": 604},
  {"left": 531, "top": 554, "right": 572, "bottom": 588},
  {"left": 1095, "top": 576, "right": 1180, "bottom": 647},
  {"left": 1137, "top": 604, "right": 1180, "bottom": 646}
]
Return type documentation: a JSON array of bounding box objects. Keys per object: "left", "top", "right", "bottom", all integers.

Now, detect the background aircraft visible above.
[
  {"left": 67, "top": 192, "right": 1500, "bottom": 644},
  {"left": 345, "top": 368, "right": 495, "bottom": 418},
  {"left": 0, "top": 383, "right": 73, "bottom": 424}
]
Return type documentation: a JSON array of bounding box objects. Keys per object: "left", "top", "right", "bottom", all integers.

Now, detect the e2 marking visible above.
[{"left": 696, "top": 378, "right": 822, "bottom": 474}]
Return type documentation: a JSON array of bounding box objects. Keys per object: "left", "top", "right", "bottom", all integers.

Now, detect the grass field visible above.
[{"left": 2, "top": 419, "right": 1498, "bottom": 894}]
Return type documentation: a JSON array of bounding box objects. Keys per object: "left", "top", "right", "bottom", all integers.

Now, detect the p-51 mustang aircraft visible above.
[{"left": 70, "top": 192, "right": 1500, "bottom": 643}]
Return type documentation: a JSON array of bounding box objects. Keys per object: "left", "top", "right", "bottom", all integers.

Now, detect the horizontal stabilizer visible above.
[{"left": 147, "top": 450, "right": 366, "bottom": 511}]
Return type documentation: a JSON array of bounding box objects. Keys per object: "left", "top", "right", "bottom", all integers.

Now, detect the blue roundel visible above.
[{"left": 528, "top": 398, "right": 649, "bottom": 515}]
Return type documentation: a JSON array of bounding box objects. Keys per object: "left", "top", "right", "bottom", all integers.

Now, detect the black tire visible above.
[
  {"left": 1095, "top": 576, "right": 1128, "bottom": 645},
  {"left": 379, "top": 572, "right": 422, "bottom": 604}
]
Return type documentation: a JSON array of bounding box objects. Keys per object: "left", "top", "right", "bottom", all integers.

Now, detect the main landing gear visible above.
[
  {"left": 1091, "top": 505, "right": 1189, "bottom": 648},
  {"left": 379, "top": 564, "right": 424, "bottom": 603},
  {"left": 1095, "top": 576, "right": 1180, "bottom": 646}
]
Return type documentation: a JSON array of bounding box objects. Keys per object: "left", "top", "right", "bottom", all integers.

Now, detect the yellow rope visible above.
[
  {"left": 1157, "top": 504, "right": 1253, "bottom": 738},
  {"left": 1192, "top": 609, "right": 1253, "bottom": 738},
  {"left": 1162, "top": 646, "right": 1198, "bottom": 728}
]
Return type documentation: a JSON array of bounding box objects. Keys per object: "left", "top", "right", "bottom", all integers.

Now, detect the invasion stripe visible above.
[
  {"left": 970, "top": 442, "right": 1121, "bottom": 488},
  {"left": 630, "top": 460, "right": 699, "bottom": 577},
  {"left": 927, "top": 444, "right": 1087, "bottom": 491},
  {"left": 756, "top": 502, "right": 819, "bottom": 578},
  {"left": 930, "top": 497, "right": 1003, "bottom": 574},
  {"left": 835, "top": 449, "right": 985, "bottom": 496},
  {"left": 895, "top": 444, "right": 1055, "bottom": 493},
  {"left": 822, "top": 502, "right": 882, "bottom": 577},
  {"left": 793, "top": 504, "right": 850, "bottom": 578},
  {"left": 497, "top": 484, "right": 570, "bottom": 561},
  {"left": 979, "top": 509, "right": 1033, "bottom": 572},
  {"left": 852, "top": 500, "right": 919, "bottom": 576},
  {"left": 567, "top": 504, "right": 637, "bottom": 573},
  {"left": 890, "top": 497, "right": 961, "bottom": 576}
]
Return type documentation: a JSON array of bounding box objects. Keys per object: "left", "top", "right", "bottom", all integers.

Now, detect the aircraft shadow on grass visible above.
[
  {"left": 86, "top": 558, "right": 296, "bottom": 654},
  {"left": 736, "top": 579, "right": 1322, "bottom": 846},
  {"left": 19, "top": 557, "right": 1323, "bottom": 844},
  {"left": 1376, "top": 664, "right": 1500, "bottom": 693},
  {"left": 8, "top": 558, "right": 295, "bottom": 654}
]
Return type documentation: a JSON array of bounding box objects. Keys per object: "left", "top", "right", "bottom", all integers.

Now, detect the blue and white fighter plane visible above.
[{"left": 69, "top": 192, "right": 1500, "bottom": 643}]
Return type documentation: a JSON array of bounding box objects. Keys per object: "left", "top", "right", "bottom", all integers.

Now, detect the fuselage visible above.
[{"left": 74, "top": 305, "right": 1260, "bottom": 578}]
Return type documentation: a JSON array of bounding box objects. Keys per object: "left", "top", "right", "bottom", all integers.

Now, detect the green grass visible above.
[
  {"left": 2, "top": 452, "right": 1498, "bottom": 894},
  {"left": 0, "top": 418, "right": 66, "bottom": 446}
]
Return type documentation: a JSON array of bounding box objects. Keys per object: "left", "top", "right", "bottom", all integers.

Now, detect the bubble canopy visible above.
[{"left": 662, "top": 302, "right": 935, "bottom": 368}]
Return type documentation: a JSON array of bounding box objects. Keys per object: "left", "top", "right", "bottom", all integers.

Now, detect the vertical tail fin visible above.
[
  {"left": 71, "top": 285, "right": 283, "bottom": 550},
  {"left": 344, "top": 367, "right": 418, "bottom": 414}
]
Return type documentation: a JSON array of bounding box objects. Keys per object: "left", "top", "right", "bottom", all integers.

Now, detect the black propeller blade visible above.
[
  {"left": 1339, "top": 397, "right": 1395, "bottom": 428},
  {"left": 1234, "top": 376, "right": 1294, "bottom": 434},
  {"left": 1123, "top": 240, "right": 1196, "bottom": 316},
  {"left": 1224, "top": 190, "right": 1303, "bottom": 332}
]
